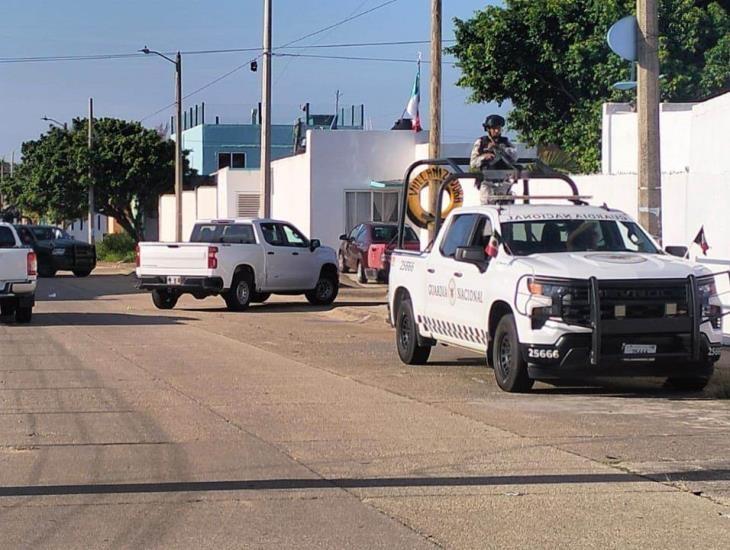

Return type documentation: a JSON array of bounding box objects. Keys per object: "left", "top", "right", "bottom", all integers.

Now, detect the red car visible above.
[{"left": 338, "top": 222, "right": 420, "bottom": 283}]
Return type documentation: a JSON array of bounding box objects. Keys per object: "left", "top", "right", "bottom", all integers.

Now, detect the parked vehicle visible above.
[
  {"left": 14, "top": 224, "right": 96, "bottom": 278},
  {"left": 0, "top": 223, "right": 37, "bottom": 323},
  {"left": 389, "top": 161, "right": 724, "bottom": 393},
  {"left": 338, "top": 222, "right": 420, "bottom": 283},
  {"left": 136, "top": 218, "right": 339, "bottom": 311}
]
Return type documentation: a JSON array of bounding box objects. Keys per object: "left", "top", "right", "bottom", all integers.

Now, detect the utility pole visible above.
[
  {"left": 637, "top": 0, "right": 662, "bottom": 242},
  {"left": 87, "top": 98, "right": 95, "bottom": 245},
  {"left": 333, "top": 89, "right": 342, "bottom": 129},
  {"left": 260, "top": 0, "right": 273, "bottom": 218},
  {"left": 427, "top": 0, "right": 442, "bottom": 242},
  {"left": 175, "top": 52, "right": 183, "bottom": 241}
]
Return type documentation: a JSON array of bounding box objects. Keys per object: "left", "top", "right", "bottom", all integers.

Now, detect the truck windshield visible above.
[
  {"left": 30, "top": 227, "right": 68, "bottom": 241},
  {"left": 501, "top": 219, "right": 659, "bottom": 256},
  {"left": 190, "top": 223, "right": 256, "bottom": 244}
]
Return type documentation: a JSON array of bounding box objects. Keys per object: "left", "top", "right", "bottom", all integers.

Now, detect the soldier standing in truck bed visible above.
[{"left": 470, "top": 114, "right": 518, "bottom": 204}]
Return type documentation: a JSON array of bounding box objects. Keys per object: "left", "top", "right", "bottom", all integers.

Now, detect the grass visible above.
[{"left": 96, "top": 232, "right": 136, "bottom": 263}]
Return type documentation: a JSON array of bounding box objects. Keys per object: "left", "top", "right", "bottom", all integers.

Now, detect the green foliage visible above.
[
  {"left": 1, "top": 118, "right": 194, "bottom": 239},
  {"left": 96, "top": 232, "right": 137, "bottom": 263},
  {"left": 449, "top": 1, "right": 730, "bottom": 173}
]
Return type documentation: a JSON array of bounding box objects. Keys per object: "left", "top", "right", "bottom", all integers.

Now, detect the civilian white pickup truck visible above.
[
  {"left": 136, "top": 218, "right": 339, "bottom": 311},
  {"left": 0, "top": 222, "right": 37, "bottom": 323},
  {"left": 388, "top": 202, "right": 725, "bottom": 393}
]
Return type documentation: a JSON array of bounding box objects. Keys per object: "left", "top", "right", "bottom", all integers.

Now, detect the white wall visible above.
[
  {"left": 306, "top": 130, "right": 424, "bottom": 249},
  {"left": 271, "top": 148, "right": 312, "bottom": 236},
  {"left": 158, "top": 191, "right": 197, "bottom": 242},
  {"left": 195, "top": 186, "right": 218, "bottom": 220},
  {"left": 65, "top": 213, "right": 107, "bottom": 243},
  {"left": 216, "top": 168, "right": 260, "bottom": 218},
  {"left": 602, "top": 103, "right": 696, "bottom": 174},
  {"left": 689, "top": 92, "right": 730, "bottom": 177}
]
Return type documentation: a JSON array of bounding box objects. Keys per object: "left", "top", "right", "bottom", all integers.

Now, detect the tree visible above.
[
  {"left": 1, "top": 118, "right": 194, "bottom": 240},
  {"left": 449, "top": 1, "right": 730, "bottom": 173}
]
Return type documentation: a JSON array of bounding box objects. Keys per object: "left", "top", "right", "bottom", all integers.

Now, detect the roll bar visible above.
[{"left": 396, "top": 156, "right": 583, "bottom": 248}]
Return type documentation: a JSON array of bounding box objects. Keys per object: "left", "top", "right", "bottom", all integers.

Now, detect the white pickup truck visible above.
[
  {"left": 388, "top": 203, "right": 724, "bottom": 392},
  {"left": 0, "top": 222, "right": 37, "bottom": 323},
  {"left": 136, "top": 218, "right": 339, "bottom": 311}
]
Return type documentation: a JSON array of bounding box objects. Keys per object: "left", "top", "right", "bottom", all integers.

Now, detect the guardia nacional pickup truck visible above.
[{"left": 388, "top": 160, "right": 724, "bottom": 392}]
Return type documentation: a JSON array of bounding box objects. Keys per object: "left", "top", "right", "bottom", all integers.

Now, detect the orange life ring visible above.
[{"left": 406, "top": 167, "right": 464, "bottom": 229}]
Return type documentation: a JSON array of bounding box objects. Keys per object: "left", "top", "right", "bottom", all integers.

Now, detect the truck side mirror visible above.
[
  {"left": 664, "top": 245, "right": 688, "bottom": 257},
  {"left": 455, "top": 246, "right": 488, "bottom": 271},
  {"left": 338, "top": 234, "right": 347, "bottom": 241},
  {"left": 310, "top": 239, "right": 321, "bottom": 251}
]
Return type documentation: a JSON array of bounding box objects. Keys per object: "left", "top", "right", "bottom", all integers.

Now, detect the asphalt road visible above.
[{"left": 1, "top": 269, "right": 729, "bottom": 549}]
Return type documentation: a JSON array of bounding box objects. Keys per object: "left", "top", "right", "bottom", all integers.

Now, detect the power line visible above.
[
  {"left": 139, "top": 0, "right": 402, "bottom": 122},
  {"left": 274, "top": 53, "right": 456, "bottom": 65}
]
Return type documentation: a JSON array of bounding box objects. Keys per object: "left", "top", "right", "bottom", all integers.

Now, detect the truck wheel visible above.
[
  {"left": 396, "top": 298, "right": 431, "bottom": 365},
  {"left": 305, "top": 274, "right": 339, "bottom": 305},
  {"left": 252, "top": 292, "right": 271, "bottom": 304},
  {"left": 73, "top": 269, "right": 92, "bottom": 277},
  {"left": 1, "top": 302, "right": 16, "bottom": 317},
  {"left": 493, "top": 314, "right": 534, "bottom": 393},
  {"left": 15, "top": 305, "right": 32, "bottom": 324},
  {"left": 665, "top": 372, "right": 712, "bottom": 392},
  {"left": 338, "top": 252, "right": 349, "bottom": 273},
  {"left": 151, "top": 289, "right": 178, "bottom": 310},
  {"left": 224, "top": 274, "right": 252, "bottom": 311},
  {"left": 357, "top": 261, "right": 367, "bottom": 284}
]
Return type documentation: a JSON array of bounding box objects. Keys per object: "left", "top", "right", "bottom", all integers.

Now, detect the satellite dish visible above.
[
  {"left": 612, "top": 81, "right": 637, "bottom": 90},
  {"left": 607, "top": 15, "right": 637, "bottom": 61}
]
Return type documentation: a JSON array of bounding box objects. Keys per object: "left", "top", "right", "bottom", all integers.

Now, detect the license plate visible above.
[
  {"left": 52, "top": 248, "right": 66, "bottom": 256},
  {"left": 622, "top": 344, "right": 657, "bottom": 355},
  {"left": 166, "top": 276, "right": 182, "bottom": 286}
]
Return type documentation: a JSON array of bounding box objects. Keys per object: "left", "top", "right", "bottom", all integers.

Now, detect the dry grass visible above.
[{"left": 706, "top": 365, "right": 730, "bottom": 399}]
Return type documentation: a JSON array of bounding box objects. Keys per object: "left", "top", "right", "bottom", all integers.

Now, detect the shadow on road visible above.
[
  {"left": 35, "top": 275, "right": 140, "bottom": 302},
  {"left": 180, "top": 300, "right": 386, "bottom": 314},
  {"left": 2, "top": 469, "right": 728, "bottom": 497},
  {"left": 20, "top": 312, "right": 196, "bottom": 327}
]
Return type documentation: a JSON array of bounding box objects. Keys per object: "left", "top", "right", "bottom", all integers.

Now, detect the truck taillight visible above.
[
  {"left": 27, "top": 251, "right": 37, "bottom": 276},
  {"left": 135, "top": 244, "right": 140, "bottom": 267},
  {"left": 208, "top": 246, "right": 218, "bottom": 269}
]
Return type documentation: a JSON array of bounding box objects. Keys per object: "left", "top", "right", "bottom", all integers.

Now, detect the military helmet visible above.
[{"left": 483, "top": 114, "right": 506, "bottom": 130}]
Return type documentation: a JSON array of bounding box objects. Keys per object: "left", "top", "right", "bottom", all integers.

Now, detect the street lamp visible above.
[
  {"left": 141, "top": 46, "right": 183, "bottom": 242},
  {"left": 41, "top": 116, "right": 68, "bottom": 131}
]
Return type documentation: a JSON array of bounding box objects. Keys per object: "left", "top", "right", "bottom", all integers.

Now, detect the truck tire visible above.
[
  {"left": 492, "top": 314, "right": 534, "bottom": 393},
  {"left": 224, "top": 273, "right": 253, "bottom": 311},
  {"left": 305, "top": 274, "right": 339, "bottom": 305},
  {"left": 396, "top": 298, "right": 431, "bottom": 365},
  {"left": 15, "top": 305, "right": 32, "bottom": 324},
  {"left": 1, "top": 302, "right": 16, "bottom": 317},
  {"left": 39, "top": 265, "right": 57, "bottom": 278},
  {"left": 151, "top": 289, "right": 178, "bottom": 310},
  {"left": 73, "top": 269, "right": 92, "bottom": 277},
  {"left": 357, "top": 261, "right": 367, "bottom": 284},
  {"left": 665, "top": 371, "right": 713, "bottom": 392}
]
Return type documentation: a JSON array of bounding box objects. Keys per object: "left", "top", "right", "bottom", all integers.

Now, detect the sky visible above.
[{"left": 0, "top": 0, "right": 505, "bottom": 160}]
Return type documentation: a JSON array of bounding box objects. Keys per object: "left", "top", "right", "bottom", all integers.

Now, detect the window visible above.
[
  {"left": 190, "top": 223, "right": 256, "bottom": 244},
  {"left": 281, "top": 224, "right": 309, "bottom": 247},
  {"left": 440, "top": 214, "right": 478, "bottom": 257},
  {"left": 344, "top": 190, "right": 400, "bottom": 232},
  {"left": 0, "top": 227, "right": 15, "bottom": 248},
  {"left": 259, "top": 223, "right": 286, "bottom": 246},
  {"left": 218, "top": 152, "right": 246, "bottom": 170},
  {"left": 471, "top": 216, "right": 494, "bottom": 249},
  {"left": 16, "top": 227, "right": 34, "bottom": 246}
]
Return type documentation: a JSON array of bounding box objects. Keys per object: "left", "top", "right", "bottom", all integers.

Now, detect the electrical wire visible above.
[{"left": 274, "top": 52, "right": 456, "bottom": 65}]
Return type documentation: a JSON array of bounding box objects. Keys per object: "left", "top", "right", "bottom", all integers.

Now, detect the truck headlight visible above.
[
  {"left": 698, "top": 277, "right": 722, "bottom": 329},
  {"left": 527, "top": 277, "right": 590, "bottom": 328}
]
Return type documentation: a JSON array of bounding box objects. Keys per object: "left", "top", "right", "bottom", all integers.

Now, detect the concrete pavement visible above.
[{"left": 0, "top": 273, "right": 728, "bottom": 548}]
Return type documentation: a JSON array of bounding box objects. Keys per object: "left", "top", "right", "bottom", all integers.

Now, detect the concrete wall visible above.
[
  {"left": 158, "top": 191, "right": 197, "bottom": 242},
  {"left": 65, "top": 213, "right": 107, "bottom": 243},
  {"left": 195, "top": 186, "right": 218, "bottom": 220},
  {"left": 602, "top": 102, "right": 696, "bottom": 174},
  {"left": 271, "top": 148, "right": 312, "bottom": 237},
  {"left": 216, "top": 168, "right": 261, "bottom": 218}
]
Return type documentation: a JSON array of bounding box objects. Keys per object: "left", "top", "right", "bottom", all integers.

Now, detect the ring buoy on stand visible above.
[{"left": 406, "top": 167, "right": 464, "bottom": 229}]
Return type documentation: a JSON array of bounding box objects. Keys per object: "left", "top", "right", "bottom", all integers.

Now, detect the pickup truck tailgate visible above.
[
  {"left": 138, "top": 243, "right": 212, "bottom": 276},
  {"left": 0, "top": 249, "right": 28, "bottom": 282}
]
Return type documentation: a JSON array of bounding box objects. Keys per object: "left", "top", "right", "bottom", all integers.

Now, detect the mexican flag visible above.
[{"left": 405, "top": 58, "right": 422, "bottom": 132}]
